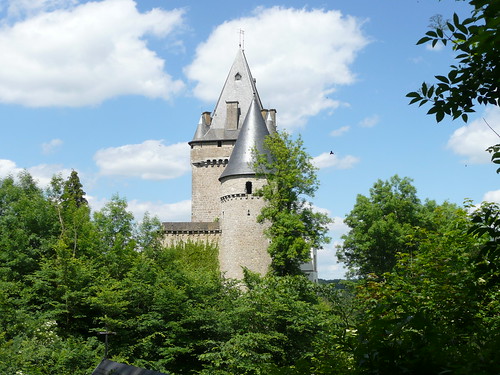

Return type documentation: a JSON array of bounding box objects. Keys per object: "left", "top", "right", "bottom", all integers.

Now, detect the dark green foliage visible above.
[
  {"left": 407, "top": 0, "right": 499, "bottom": 123},
  {"left": 0, "top": 321, "right": 102, "bottom": 375},
  {"left": 337, "top": 175, "right": 457, "bottom": 277},
  {"left": 487, "top": 144, "right": 500, "bottom": 173},
  {"left": 62, "top": 170, "right": 88, "bottom": 208},
  {"left": 199, "top": 274, "right": 355, "bottom": 375},
  {"left": 2, "top": 171, "right": 498, "bottom": 374},
  {"left": 0, "top": 172, "right": 354, "bottom": 374},
  {"left": 468, "top": 201, "right": 500, "bottom": 287},
  {"left": 0, "top": 172, "right": 60, "bottom": 280},
  {"left": 354, "top": 203, "right": 499, "bottom": 374},
  {"left": 253, "top": 131, "right": 331, "bottom": 276}
]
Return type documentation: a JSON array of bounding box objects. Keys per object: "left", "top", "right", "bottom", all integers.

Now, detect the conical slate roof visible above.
[
  {"left": 192, "top": 48, "right": 263, "bottom": 142},
  {"left": 192, "top": 114, "right": 210, "bottom": 141},
  {"left": 219, "top": 97, "right": 271, "bottom": 180}
]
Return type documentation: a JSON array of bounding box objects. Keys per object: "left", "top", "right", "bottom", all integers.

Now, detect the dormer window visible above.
[{"left": 235, "top": 72, "right": 242, "bottom": 81}]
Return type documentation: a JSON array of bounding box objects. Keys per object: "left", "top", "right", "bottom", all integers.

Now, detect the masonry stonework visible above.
[
  {"left": 219, "top": 176, "right": 271, "bottom": 279},
  {"left": 190, "top": 141, "right": 234, "bottom": 222},
  {"left": 162, "top": 48, "right": 317, "bottom": 281}
]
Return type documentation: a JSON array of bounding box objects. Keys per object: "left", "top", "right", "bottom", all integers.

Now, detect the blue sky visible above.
[{"left": 1, "top": 0, "right": 498, "bottom": 279}]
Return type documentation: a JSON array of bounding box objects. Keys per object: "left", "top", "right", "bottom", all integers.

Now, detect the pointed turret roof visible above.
[
  {"left": 192, "top": 48, "right": 263, "bottom": 142},
  {"left": 219, "top": 97, "right": 271, "bottom": 180},
  {"left": 192, "top": 114, "right": 210, "bottom": 141}
]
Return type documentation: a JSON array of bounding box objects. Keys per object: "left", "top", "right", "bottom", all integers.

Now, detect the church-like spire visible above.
[
  {"left": 194, "top": 48, "right": 263, "bottom": 142},
  {"left": 219, "top": 96, "right": 271, "bottom": 180}
]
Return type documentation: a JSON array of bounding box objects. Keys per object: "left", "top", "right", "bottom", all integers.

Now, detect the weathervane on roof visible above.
[{"left": 239, "top": 29, "right": 245, "bottom": 50}]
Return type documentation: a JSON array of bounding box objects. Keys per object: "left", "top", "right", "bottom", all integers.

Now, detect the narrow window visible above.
[
  {"left": 217, "top": 140, "right": 222, "bottom": 147},
  {"left": 245, "top": 181, "right": 252, "bottom": 194},
  {"left": 247, "top": 210, "right": 250, "bottom": 216}
]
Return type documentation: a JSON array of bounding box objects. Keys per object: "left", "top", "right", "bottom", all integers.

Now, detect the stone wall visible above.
[
  {"left": 219, "top": 176, "right": 271, "bottom": 279},
  {"left": 190, "top": 141, "right": 234, "bottom": 222},
  {"left": 162, "top": 222, "right": 221, "bottom": 247}
]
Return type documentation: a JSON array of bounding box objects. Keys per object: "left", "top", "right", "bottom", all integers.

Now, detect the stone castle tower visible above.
[{"left": 163, "top": 48, "right": 317, "bottom": 281}]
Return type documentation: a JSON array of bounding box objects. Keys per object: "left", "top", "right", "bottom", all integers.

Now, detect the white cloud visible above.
[
  {"left": 0, "top": 159, "right": 20, "bottom": 177},
  {"left": 330, "top": 125, "right": 350, "bottom": 137},
  {"left": 312, "top": 152, "right": 360, "bottom": 170},
  {"left": 303, "top": 207, "right": 349, "bottom": 279},
  {"left": 483, "top": 190, "right": 500, "bottom": 204},
  {"left": 28, "top": 163, "right": 73, "bottom": 186},
  {"left": 0, "top": 158, "right": 72, "bottom": 187},
  {"left": 0, "top": 0, "right": 185, "bottom": 107},
  {"left": 317, "top": 216, "right": 349, "bottom": 280},
  {"left": 85, "top": 194, "right": 108, "bottom": 213},
  {"left": 308, "top": 203, "right": 331, "bottom": 216},
  {"left": 425, "top": 42, "right": 444, "bottom": 52},
  {"left": 359, "top": 114, "right": 380, "bottom": 128},
  {"left": 317, "top": 255, "right": 347, "bottom": 280},
  {"left": 42, "top": 138, "right": 63, "bottom": 154},
  {"left": 447, "top": 107, "right": 500, "bottom": 164},
  {"left": 94, "top": 139, "right": 190, "bottom": 180},
  {"left": 86, "top": 195, "right": 191, "bottom": 222},
  {"left": 128, "top": 199, "right": 191, "bottom": 222},
  {"left": 328, "top": 216, "right": 350, "bottom": 239},
  {"left": 185, "top": 6, "right": 368, "bottom": 130}
]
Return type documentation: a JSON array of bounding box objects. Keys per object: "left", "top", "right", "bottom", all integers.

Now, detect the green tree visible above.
[
  {"left": 486, "top": 144, "right": 500, "bottom": 173},
  {"left": 468, "top": 201, "right": 500, "bottom": 286},
  {"left": 407, "top": 0, "right": 499, "bottom": 123},
  {"left": 0, "top": 319, "right": 101, "bottom": 375},
  {"left": 337, "top": 175, "right": 460, "bottom": 278},
  {"left": 354, "top": 203, "right": 499, "bottom": 374},
  {"left": 62, "top": 170, "right": 88, "bottom": 208},
  {"left": 253, "top": 131, "right": 331, "bottom": 276},
  {"left": 135, "top": 212, "right": 164, "bottom": 257},
  {"left": 0, "top": 172, "right": 101, "bottom": 373},
  {"left": 87, "top": 241, "right": 226, "bottom": 374},
  {"left": 338, "top": 175, "right": 422, "bottom": 277},
  {"left": 199, "top": 274, "right": 354, "bottom": 375},
  {"left": 48, "top": 172, "right": 97, "bottom": 258},
  {"left": 0, "top": 172, "right": 59, "bottom": 280},
  {"left": 406, "top": 0, "right": 500, "bottom": 170},
  {"left": 93, "top": 194, "right": 138, "bottom": 278}
]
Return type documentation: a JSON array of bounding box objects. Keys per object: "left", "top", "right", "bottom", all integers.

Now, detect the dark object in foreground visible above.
[{"left": 92, "top": 359, "right": 169, "bottom": 375}]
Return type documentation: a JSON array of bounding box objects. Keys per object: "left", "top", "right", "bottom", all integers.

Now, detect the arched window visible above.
[{"left": 245, "top": 181, "right": 252, "bottom": 194}]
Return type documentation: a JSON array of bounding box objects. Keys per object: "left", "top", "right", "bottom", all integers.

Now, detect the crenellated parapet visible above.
[
  {"left": 162, "top": 222, "right": 221, "bottom": 247},
  {"left": 220, "top": 193, "right": 262, "bottom": 203},
  {"left": 192, "top": 158, "right": 229, "bottom": 167}
]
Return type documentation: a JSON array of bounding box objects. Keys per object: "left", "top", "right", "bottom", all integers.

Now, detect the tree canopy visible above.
[
  {"left": 0, "top": 171, "right": 353, "bottom": 374},
  {"left": 337, "top": 175, "right": 464, "bottom": 278},
  {"left": 1, "top": 171, "right": 498, "bottom": 374},
  {"left": 252, "top": 131, "right": 331, "bottom": 276},
  {"left": 355, "top": 201, "right": 499, "bottom": 374}
]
